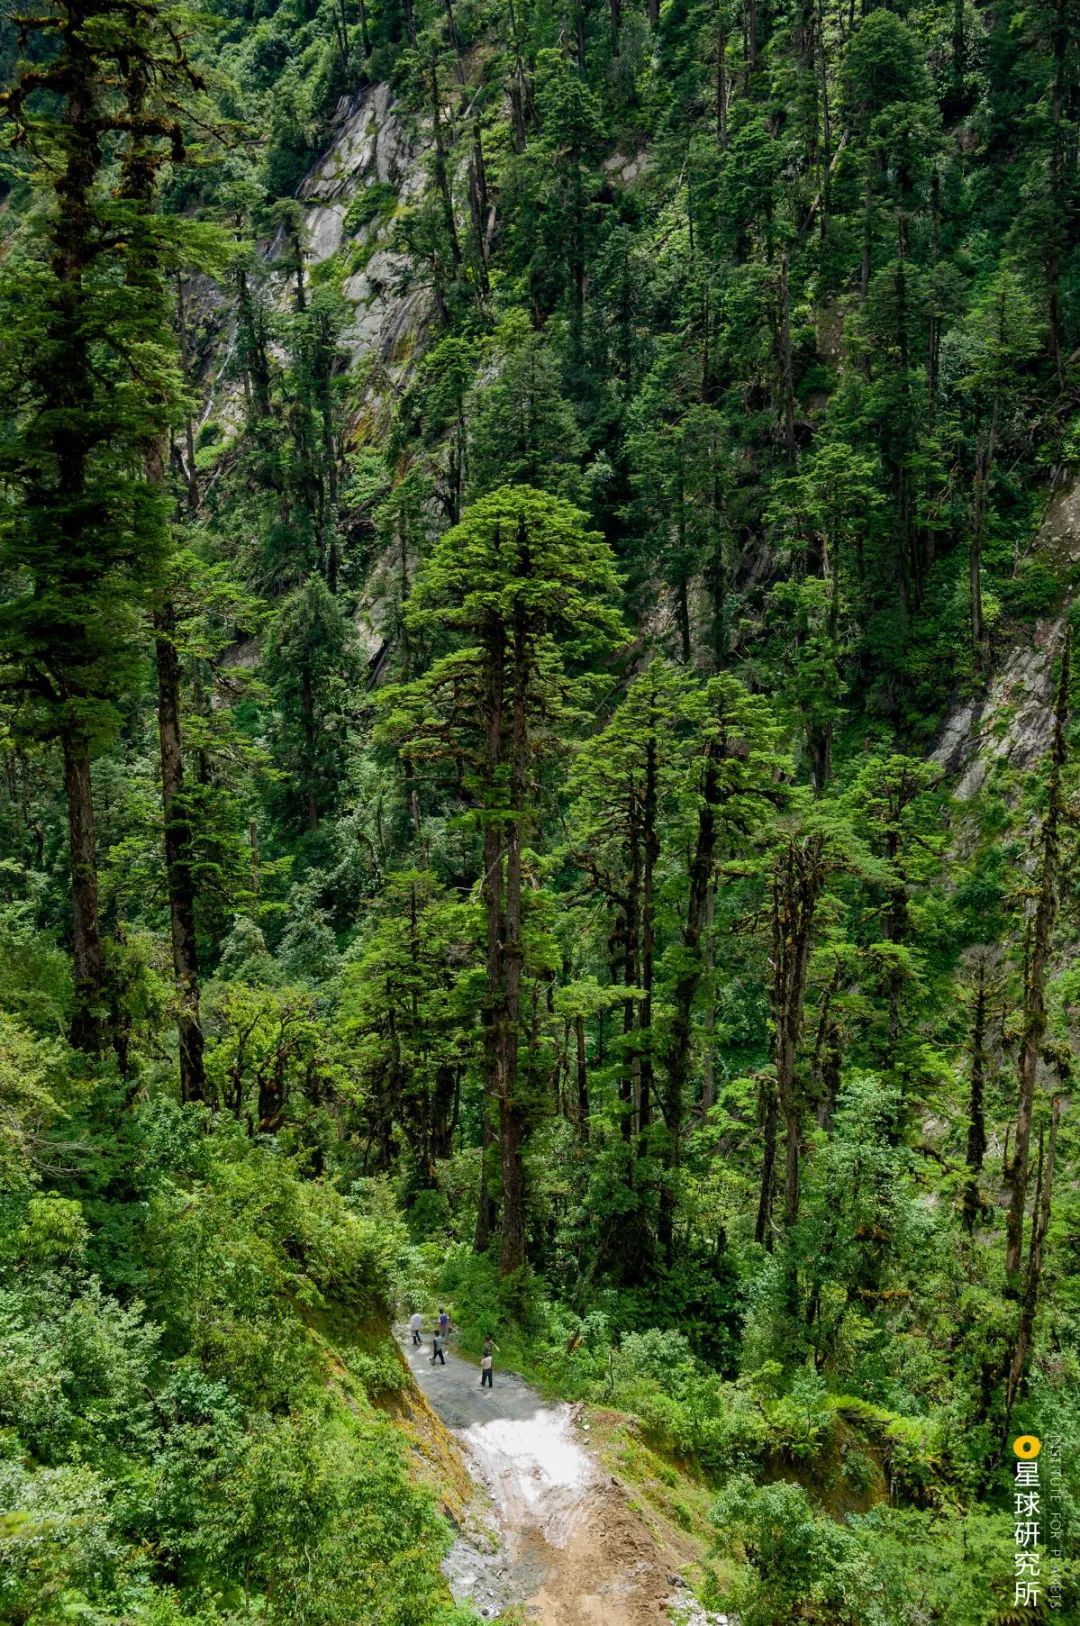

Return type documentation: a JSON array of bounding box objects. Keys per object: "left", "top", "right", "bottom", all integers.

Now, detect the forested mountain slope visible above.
[{"left": 1, "top": 0, "right": 1079, "bottom": 1620}]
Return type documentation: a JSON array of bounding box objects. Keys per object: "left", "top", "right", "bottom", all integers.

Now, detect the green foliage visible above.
[
  {"left": 344, "top": 182, "right": 398, "bottom": 236},
  {"left": 713, "top": 1475, "right": 892, "bottom": 1625},
  {"left": 2, "top": 0, "right": 1080, "bottom": 1613},
  {"left": 264, "top": 577, "right": 359, "bottom": 833},
  {"left": 0, "top": 1098, "right": 462, "bottom": 1625}
]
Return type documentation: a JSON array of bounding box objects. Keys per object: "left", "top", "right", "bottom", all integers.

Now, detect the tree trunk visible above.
[
  {"left": 509, "top": 76, "right": 527, "bottom": 153},
  {"left": 1004, "top": 629, "right": 1069, "bottom": 1280},
  {"left": 477, "top": 609, "right": 506, "bottom": 1255},
  {"left": 430, "top": 56, "right": 462, "bottom": 270},
  {"left": 467, "top": 116, "right": 492, "bottom": 306},
  {"left": 474, "top": 1098, "right": 498, "bottom": 1252},
  {"left": 575, "top": 1014, "right": 589, "bottom": 1141},
  {"left": 257, "top": 1057, "right": 287, "bottom": 1134},
  {"left": 1045, "top": 0, "right": 1070, "bottom": 383},
  {"left": 783, "top": 1103, "right": 802, "bottom": 1229},
  {"left": 755, "top": 1076, "right": 779, "bottom": 1247},
  {"left": 884, "top": 828, "right": 905, "bottom": 1072},
  {"left": 237, "top": 268, "right": 273, "bottom": 422},
  {"left": 498, "top": 589, "right": 530, "bottom": 1276},
  {"left": 716, "top": 7, "right": 728, "bottom": 145},
  {"left": 675, "top": 575, "right": 692, "bottom": 665},
  {"left": 809, "top": 720, "right": 831, "bottom": 798},
  {"left": 123, "top": 55, "right": 206, "bottom": 1098},
  {"left": 176, "top": 277, "right": 199, "bottom": 515},
  {"left": 622, "top": 816, "right": 640, "bottom": 1147},
  {"left": 777, "top": 249, "right": 797, "bottom": 462},
  {"left": 43, "top": 37, "right": 104, "bottom": 1057},
  {"left": 962, "top": 957, "right": 988, "bottom": 1231},
  {"left": 970, "top": 432, "right": 988, "bottom": 656},
  {"left": 357, "top": 0, "right": 372, "bottom": 54},
  {"left": 442, "top": 0, "right": 463, "bottom": 67},
  {"left": 1004, "top": 1096, "right": 1062, "bottom": 1438},
  {"left": 431, "top": 1063, "right": 456, "bottom": 1161},
  {"left": 155, "top": 600, "right": 207, "bottom": 1104},
  {"left": 768, "top": 837, "right": 825, "bottom": 1231},
  {"left": 860, "top": 162, "right": 873, "bottom": 298},
  {"left": 316, "top": 318, "right": 341, "bottom": 594},
  {"left": 301, "top": 665, "right": 319, "bottom": 832},
  {"left": 660, "top": 754, "right": 720, "bottom": 1262},
  {"left": 700, "top": 884, "right": 717, "bottom": 1112},
  {"left": 63, "top": 732, "right": 105, "bottom": 1053},
  {"left": 640, "top": 736, "right": 658, "bottom": 1134},
  {"left": 569, "top": 160, "right": 586, "bottom": 357}
]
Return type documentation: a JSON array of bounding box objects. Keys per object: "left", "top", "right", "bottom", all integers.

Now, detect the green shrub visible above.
[
  {"left": 0, "top": 1109, "right": 469, "bottom": 1626},
  {"left": 998, "top": 556, "right": 1061, "bottom": 619},
  {"left": 712, "top": 1476, "right": 894, "bottom": 1625},
  {"left": 344, "top": 182, "right": 397, "bottom": 237}
]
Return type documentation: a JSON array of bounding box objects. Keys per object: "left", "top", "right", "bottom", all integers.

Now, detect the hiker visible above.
[
  {"left": 409, "top": 1311, "right": 422, "bottom": 1346},
  {"left": 430, "top": 1329, "right": 446, "bottom": 1366},
  {"left": 438, "top": 1306, "right": 450, "bottom": 1337},
  {"left": 480, "top": 1335, "right": 496, "bottom": 1389}
]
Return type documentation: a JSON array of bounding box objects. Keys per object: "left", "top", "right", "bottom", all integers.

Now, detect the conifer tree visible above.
[
  {"left": 265, "top": 578, "right": 359, "bottom": 836},
  {"left": 568, "top": 659, "right": 689, "bottom": 1266},
  {"left": 660, "top": 676, "right": 780, "bottom": 1260},
  {"left": 381, "top": 485, "right": 624, "bottom": 1274},
  {"left": 0, "top": 0, "right": 195, "bottom": 1051}
]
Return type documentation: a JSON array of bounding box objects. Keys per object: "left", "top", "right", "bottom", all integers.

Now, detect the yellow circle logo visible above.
[{"left": 1013, "top": 1436, "right": 1041, "bottom": 1459}]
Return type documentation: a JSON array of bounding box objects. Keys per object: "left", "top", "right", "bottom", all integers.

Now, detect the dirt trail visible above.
[{"left": 398, "top": 1329, "right": 726, "bottom": 1626}]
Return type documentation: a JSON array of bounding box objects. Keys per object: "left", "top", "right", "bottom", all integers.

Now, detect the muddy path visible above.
[{"left": 398, "top": 1329, "right": 727, "bottom": 1626}]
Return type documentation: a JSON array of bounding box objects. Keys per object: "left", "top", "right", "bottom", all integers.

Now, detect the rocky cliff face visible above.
[
  {"left": 932, "top": 479, "right": 1078, "bottom": 800},
  {"left": 299, "top": 82, "right": 430, "bottom": 371},
  {"left": 287, "top": 83, "right": 434, "bottom": 669}
]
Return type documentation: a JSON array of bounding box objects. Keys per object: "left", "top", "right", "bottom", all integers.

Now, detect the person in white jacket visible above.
[{"left": 409, "top": 1311, "right": 422, "bottom": 1346}]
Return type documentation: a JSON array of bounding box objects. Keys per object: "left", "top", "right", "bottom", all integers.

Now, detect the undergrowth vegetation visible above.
[
  {"left": 1, "top": 0, "right": 1079, "bottom": 1616},
  {"left": 0, "top": 1061, "right": 471, "bottom": 1625}
]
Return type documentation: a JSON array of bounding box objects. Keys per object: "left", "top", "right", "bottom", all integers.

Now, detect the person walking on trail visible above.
[
  {"left": 430, "top": 1330, "right": 446, "bottom": 1366},
  {"left": 480, "top": 1335, "right": 497, "bottom": 1389},
  {"left": 438, "top": 1306, "right": 450, "bottom": 1337},
  {"left": 409, "top": 1311, "right": 422, "bottom": 1346}
]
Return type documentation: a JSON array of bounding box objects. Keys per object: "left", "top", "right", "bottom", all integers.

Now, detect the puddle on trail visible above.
[
  {"left": 399, "top": 1330, "right": 730, "bottom": 1624},
  {"left": 440, "top": 1400, "right": 596, "bottom": 1614}
]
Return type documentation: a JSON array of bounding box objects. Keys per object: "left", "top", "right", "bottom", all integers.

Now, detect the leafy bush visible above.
[
  {"left": 344, "top": 182, "right": 397, "bottom": 236},
  {"left": 712, "top": 1476, "right": 894, "bottom": 1625},
  {"left": 998, "top": 555, "right": 1062, "bottom": 620},
  {"left": 0, "top": 1104, "right": 469, "bottom": 1626}
]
